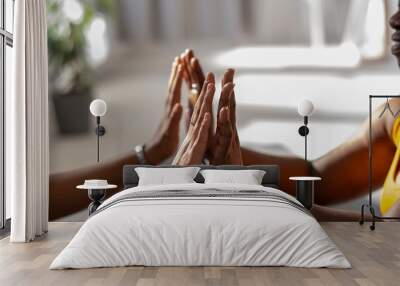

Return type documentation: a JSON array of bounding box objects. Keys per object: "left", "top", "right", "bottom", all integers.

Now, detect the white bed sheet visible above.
[{"left": 50, "top": 183, "right": 350, "bottom": 269}]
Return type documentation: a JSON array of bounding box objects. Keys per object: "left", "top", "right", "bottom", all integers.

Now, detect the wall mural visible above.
[{"left": 47, "top": 0, "right": 400, "bottom": 222}]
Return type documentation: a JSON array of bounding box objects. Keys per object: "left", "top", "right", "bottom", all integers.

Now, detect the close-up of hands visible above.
[
  {"left": 173, "top": 62, "right": 242, "bottom": 166},
  {"left": 172, "top": 73, "right": 215, "bottom": 165},
  {"left": 180, "top": 50, "right": 242, "bottom": 165},
  {"left": 145, "top": 48, "right": 242, "bottom": 166}
]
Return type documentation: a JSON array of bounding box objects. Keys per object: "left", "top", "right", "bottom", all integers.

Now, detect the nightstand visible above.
[
  {"left": 77, "top": 181, "right": 117, "bottom": 215},
  {"left": 289, "top": 176, "right": 321, "bottom": 210}
]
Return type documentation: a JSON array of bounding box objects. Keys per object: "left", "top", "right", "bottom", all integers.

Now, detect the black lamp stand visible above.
[
  {"left": 95, "top": 116, "right": 106, "bottom": 162},
  {"left": 298, "top": 116, "right": 309, "bottom": 161}
]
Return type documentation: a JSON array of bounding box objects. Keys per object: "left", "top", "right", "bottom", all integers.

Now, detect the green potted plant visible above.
[{"left": 47, "top": 0, "right": 115, "bottom": 134}]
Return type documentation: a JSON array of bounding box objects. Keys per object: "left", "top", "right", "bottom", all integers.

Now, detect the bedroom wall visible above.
[{"left": 48, "top": 0, "right": 398, "bottom": 219}]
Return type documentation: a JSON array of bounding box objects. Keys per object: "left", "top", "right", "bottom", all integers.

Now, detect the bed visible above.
[{"left": 50, "top": 165, "right": 350, "bottom": 269}]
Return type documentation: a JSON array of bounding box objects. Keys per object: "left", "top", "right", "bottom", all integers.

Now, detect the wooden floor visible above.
[{"left": 0, "top": 222, "right": 399, "bottom": 286}]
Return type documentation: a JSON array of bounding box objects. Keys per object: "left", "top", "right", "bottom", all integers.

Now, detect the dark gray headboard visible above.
[{"left": 123, "top": 165, "right": 280, "bottom": 189}]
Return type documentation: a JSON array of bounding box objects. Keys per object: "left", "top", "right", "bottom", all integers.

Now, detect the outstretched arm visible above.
[
  {"left": 242, "top": 100, "right": 398, "bottom": 206},
  {"left": 49, "top": 59, "right": 184, "bottom": 220}
]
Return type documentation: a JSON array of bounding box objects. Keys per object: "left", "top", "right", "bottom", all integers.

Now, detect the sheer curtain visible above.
[{"left": 8, "top": 0, "right": 49, "bottom": 242}]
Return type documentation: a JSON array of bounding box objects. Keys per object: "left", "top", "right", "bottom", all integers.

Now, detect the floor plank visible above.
[{"left": 0, "top": 222, "right": 399, "bottom": 286}]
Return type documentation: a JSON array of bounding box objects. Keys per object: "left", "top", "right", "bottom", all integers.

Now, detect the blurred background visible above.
[{"left": 47, "top": 0, "right": 400, "bottom": 217}]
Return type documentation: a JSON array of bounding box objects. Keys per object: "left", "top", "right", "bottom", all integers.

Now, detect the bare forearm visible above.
[
  {"left": 241, "top": 134, "right": 393, "bottom": 205},
  {"left": 241, "top": 147, "right": 310, "bottom": 197},
  {"left": 242, "top": 147, "right": 377, "bottom": 221},
  {"left": 49, "top": 152, "right": 141, "bottom": 220},
  {"left": 312, "top": 102, "right": 397, "bottom": 205},
  {"left": 49, "top": 143, "right": 168, "bottom": 220},
  {"left": 311, "top": 134, "right": 394, "bottom": 205},
  {"left": 241, "top": 107, "right": 395, "bottom": 205}
]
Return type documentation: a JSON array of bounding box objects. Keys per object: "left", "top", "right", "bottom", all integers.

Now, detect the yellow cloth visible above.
[{"left": 381, "top": 116, "right": 400, "bottom": 214}]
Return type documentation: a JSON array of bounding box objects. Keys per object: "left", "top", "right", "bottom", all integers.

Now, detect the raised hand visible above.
[
  {"left": 226, "top": 91, "right": 243, "bottom": 165},
  {"left": 210, "top": 105, "right": 233, "bottom": 164},
  {"left": 180, "top": 49, "right": 206, "bottom": 98},
  {"left": 173, "top": 75, "right": 215, "bottom": 165},
  {"left": 209, "top": 69, "right": 243, "bottom": 165},
  {"left": 222, "top": 69, "right": 243, "bottom": 165},
  {"left": 178, "top": 49, "right": 207, "bottom": 131},
  {"left": 144, "top": 58, "right": 183, "bottom": 164}
]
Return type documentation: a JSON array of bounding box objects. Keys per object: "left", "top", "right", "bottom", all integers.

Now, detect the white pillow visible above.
[
  {"left": 135, "top": 167, "right": 200, "bottom": 186},
  {"left": 200, "top": 169, "right": 266, "bottom": 185}
]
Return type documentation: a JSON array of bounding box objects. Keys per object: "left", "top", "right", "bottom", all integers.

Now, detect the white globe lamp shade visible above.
[
  {"left": 90, "top": 99, "right": 107, "bottom": 117},
  {"left": 298, "top": 99, "right": 314, "bottom": 116}
]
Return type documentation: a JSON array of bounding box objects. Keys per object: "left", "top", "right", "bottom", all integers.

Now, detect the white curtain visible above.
[{"left": 8, "top": 0, "right": 49, "bottom": 242}]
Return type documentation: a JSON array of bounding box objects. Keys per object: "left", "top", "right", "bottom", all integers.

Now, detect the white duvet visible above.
[{"left": 50, "top": 183, "right": 350, "bottom": 269}]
